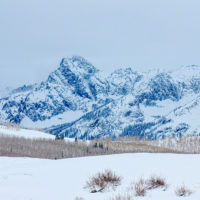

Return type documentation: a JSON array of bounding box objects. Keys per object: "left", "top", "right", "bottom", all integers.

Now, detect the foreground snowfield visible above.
[{"left": 0, "top": 153, "right": 200, "bottom": 200}]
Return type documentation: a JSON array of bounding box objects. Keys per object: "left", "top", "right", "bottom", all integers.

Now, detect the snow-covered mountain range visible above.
[{"left": 1, "top": 56, "right": 200, "bottom": 139}]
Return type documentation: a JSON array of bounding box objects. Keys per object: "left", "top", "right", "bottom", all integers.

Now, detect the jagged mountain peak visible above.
[
  {"left": 59, "top": 55, "right": 99, "bottom": 75},
  {"left": 46, "top": 56, "right": 101, "bottom": 90},
  {"left": 109, "top": 67, "right": 136, "bottom": 75},
  {"left": 107, "top": 67, "right": 142, "bottom": 96}
]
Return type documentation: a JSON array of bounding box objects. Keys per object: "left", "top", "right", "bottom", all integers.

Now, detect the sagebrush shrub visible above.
[
  {"left": 84, "top": 169, "right": 121, "bottom": 193},
  {"left": 132, "top": 175, "right": 167, "bottom": 196},
  {"left": 146, "top": 175, "right": 166, "bottom": 190}
]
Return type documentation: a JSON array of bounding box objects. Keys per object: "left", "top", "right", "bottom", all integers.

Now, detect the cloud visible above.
[{"left": 0, "top": 0, "right": 200, "bottom": 87}]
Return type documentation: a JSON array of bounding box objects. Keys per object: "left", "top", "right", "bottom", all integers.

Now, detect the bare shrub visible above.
[
  {"left": 175, "top": 185, "right": 193, "bottom": 196},
  {"left": 134, "top": 178, "right": 147, "bottom": 196},
  {"left": 131, "top": 175, "right": 167, "bottom": 197},
  {"left": 146, "top": 175, "right": 167, "bottom": 190},
  {"left": 84, "top": 169, "right": 121, "bottom": 193}
]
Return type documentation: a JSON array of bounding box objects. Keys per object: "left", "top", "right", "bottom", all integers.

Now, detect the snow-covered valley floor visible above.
[{"left": 0, "top": 153, "right": 200, "bottom": 200}]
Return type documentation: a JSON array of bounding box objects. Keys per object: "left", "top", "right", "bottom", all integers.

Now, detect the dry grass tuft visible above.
[
  {"left": 175, "top": 185, "right": 193, "bottom": 196},
  {"left": 134, "top": 178, "right": 147, "bottom": 196},
  {"left": 84, "top": 169, "right": 121, "bottom": 193}
]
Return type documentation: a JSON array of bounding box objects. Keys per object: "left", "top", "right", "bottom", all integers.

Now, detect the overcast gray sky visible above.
[{"left": 0, "top": 0, "right": 200, "bottom": 88}]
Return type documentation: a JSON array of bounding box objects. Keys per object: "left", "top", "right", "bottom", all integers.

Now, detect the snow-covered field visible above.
[{"left": 0, "top": 153, "right": 200, "bottom": 200}]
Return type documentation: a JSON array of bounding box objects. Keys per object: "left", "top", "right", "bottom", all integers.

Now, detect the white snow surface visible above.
[
  {"left": 0, "top": 125, "right": 55, "bottom": 139},
  {"left": 21, "top": 110, "right": 84, "bottom": 128},
  {"left": 0, "top": 153, "right": 200, "bottom": 200}
]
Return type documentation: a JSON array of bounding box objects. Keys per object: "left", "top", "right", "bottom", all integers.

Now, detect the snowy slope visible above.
[
  {"left": 0, "top": 153, "right": 200, "bottom": 200},
  {"left": 21, "top": 110, "right": 84, "bottom": 128},
  {"left": 0, "top": 125, "right": 55, "bottom": 139},
  {"left": 151, "top": 94, "right": 200, "bottom": 137}
]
